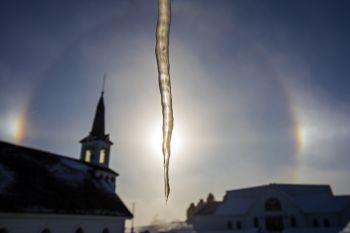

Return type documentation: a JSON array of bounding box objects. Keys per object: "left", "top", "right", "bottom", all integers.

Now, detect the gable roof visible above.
[
  {"left": 194, "top": 183, "right": 350, "bottom": 217},
  {"left": 0, "top": 141, "right": 132, "bottom": 218}
]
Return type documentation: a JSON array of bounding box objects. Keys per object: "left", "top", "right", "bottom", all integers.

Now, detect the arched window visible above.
[
  {"left": 99, "top": 149, "right": 106, "bottom": 164},
  {"left": 42, "top": 228, "right": 51, "bottom": 233},
  {"left": 254, "top": 217, "right": 259, "bottom": 228},
  {"left": 236, "top": 221, "right": 242, "bottom": 230},
  {"left": 324, "top": 219, "right": 330, "bottom": 228},
  {"left": 76, "top": 227, "right": 84, "bottom": 233},
  {"left": 85, "top": 149, "right": 92, "bottom": 162},
  {"left": 264, "top": 198, "right": 282, "bottom": 211},
  {"left": 103, "top": 228, "right": 110, "bottom": 233},
  {"left": 290, "top": 216, "right": 296, "bottom": 228},
  {"left": 0, "top": 228, "right": 8, "bottom": 233},
  {"left": 227, "top": 221, "right": 232, "bottom": 229},
  {"left": 313, "top": 219, "right": 319, "bottom": 228}
]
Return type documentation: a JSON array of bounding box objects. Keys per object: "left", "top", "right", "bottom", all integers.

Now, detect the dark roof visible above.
[
  {"left": 293, "top": 195, "right": 350, "bottom": 213},
  {"left": 0, "top": 141, "right": 132, "bottom": 218},
  {"left": 225, "top": 183, "right": 332, "bottom": 200}
]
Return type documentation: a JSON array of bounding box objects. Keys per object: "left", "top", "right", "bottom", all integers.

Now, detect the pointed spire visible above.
[
  {"left": 90, "top": 74, "right": 107, "bottom": 138},
  {"left": 91, "top": 93, "right": 105, "bottom": 138}
]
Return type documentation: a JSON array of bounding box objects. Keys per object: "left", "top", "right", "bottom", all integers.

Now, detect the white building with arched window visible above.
[
  {"left": 0, "top": 93, "right": 132, "bottom": 233},
  {"left": 188, "top": 184, "right": 350, "bottom": 233}
]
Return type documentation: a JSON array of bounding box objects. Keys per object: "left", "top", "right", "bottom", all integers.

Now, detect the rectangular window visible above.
[
  {"left": 100, "top": 149, "right": 106, "bottom": 164},
  {"left": 85, "top": 149, "right": 92, "bottom": 162}
]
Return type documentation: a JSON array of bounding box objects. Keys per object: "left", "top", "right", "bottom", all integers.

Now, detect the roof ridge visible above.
[
  {"left": 226, "top": 183, "right": 331, "bottom": 193},
  {"left": 0, "top": 140, "right": 117, "bottom": 175},
  {"left": 270, "top": 183, "right": 330, "bottom": 187}
]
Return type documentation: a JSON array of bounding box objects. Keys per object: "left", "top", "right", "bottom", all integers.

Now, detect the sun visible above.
[{"left": 151, "top": 123, "right": 183, "bottom": 157}]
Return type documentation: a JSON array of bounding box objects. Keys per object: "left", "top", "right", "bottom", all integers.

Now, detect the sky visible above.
[{"left": 1, "top": 0, "right": 350, "bottom": 227}]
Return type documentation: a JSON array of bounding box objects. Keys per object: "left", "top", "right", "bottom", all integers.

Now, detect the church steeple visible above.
[{"left": 80, "top": 77, "right": 113, "bottom": 168}]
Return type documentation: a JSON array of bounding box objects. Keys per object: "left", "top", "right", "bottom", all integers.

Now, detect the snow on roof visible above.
[
  {"left": 49, "top": 158, "right": 89, "bottom": 183},
  {"left": 215, "top": 198, "right": 254, "bottom": 215},
  {"left": 340, "top": 221, "right": 350, "bottom": 233},
  {"left": 0, "top": 141, "right": 132, "bottom": 218}
]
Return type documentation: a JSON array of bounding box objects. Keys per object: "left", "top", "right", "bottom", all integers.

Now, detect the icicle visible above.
[{"left": 155, "top": 0, "right": 173, "bottom": 202}]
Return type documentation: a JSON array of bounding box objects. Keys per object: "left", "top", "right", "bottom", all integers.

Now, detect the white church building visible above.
[
  {"left": 0, "top": 92, "right": 133, "bottom": 233},
  {"left": 188, "top": 184, "right": 350, "bottom": 233}
]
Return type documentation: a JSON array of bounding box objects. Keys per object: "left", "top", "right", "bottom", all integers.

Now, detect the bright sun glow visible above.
[{"left": 151, "top": 124, "right": 183, "bottom": 158}]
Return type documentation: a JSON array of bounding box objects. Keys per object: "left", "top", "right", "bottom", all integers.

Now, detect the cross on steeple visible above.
[{"left": 101, "top": 73, "right": 106, "bottom": 95}]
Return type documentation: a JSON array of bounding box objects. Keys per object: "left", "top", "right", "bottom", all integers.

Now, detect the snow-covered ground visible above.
[
  {"left": 137, "top": 221, "right": 195, "bottom": 233},
  {"left": 135, "top": 221, "right": 350, "bottom": 233}
]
